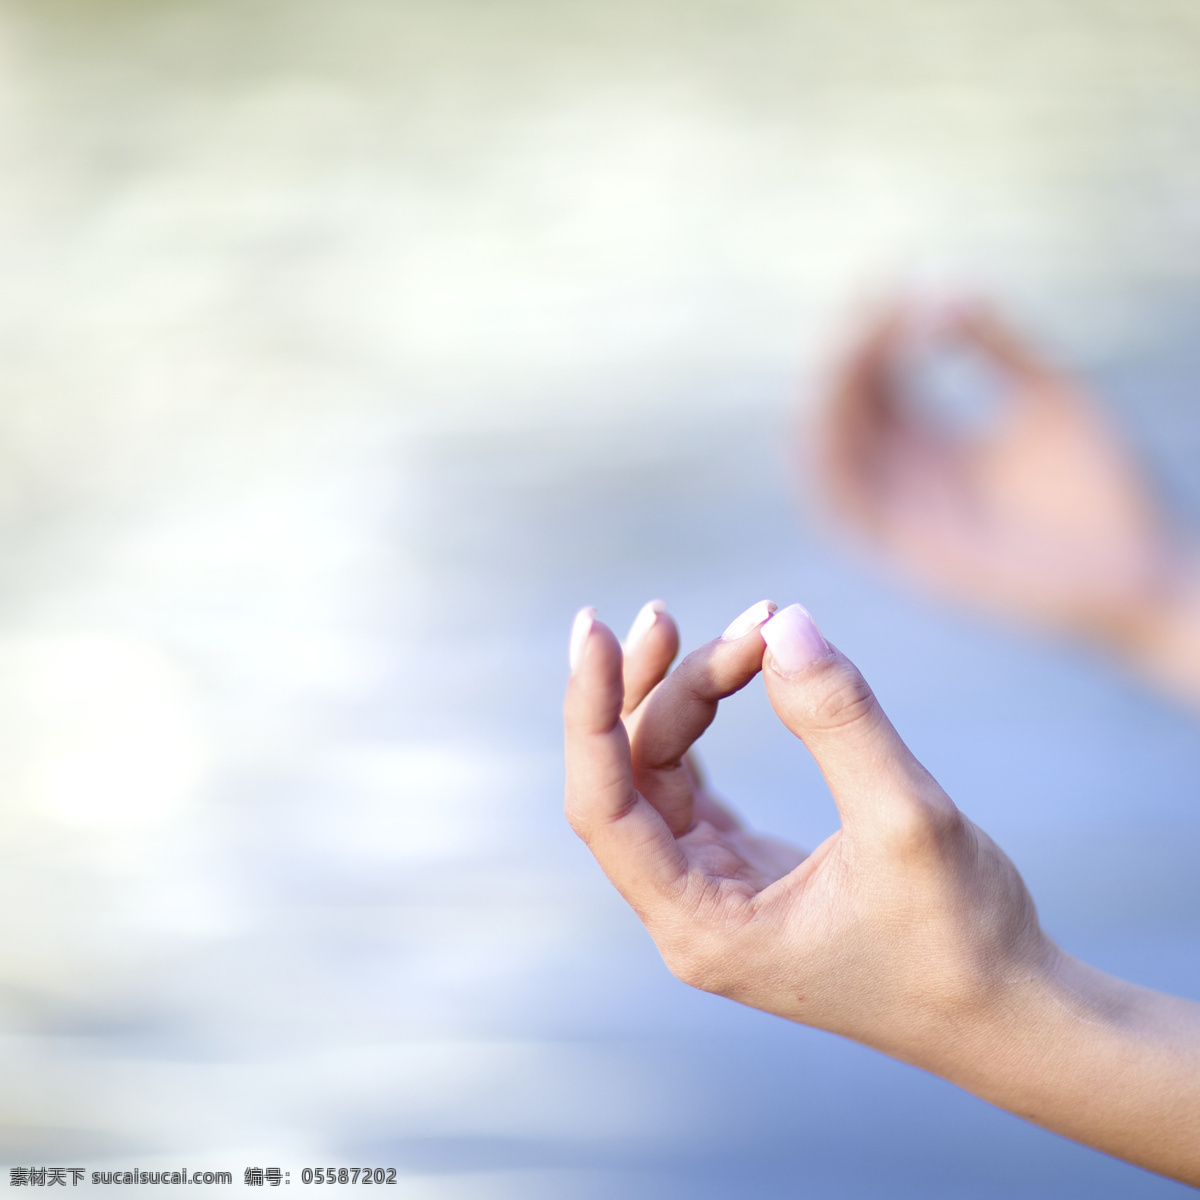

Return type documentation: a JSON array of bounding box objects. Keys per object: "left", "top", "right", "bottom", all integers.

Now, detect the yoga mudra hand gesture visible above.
[
  {"left": 819, "top": 300, "right": 1200, "bottom": 704},
  {"left": 821, "top": 300, "right": 1165, "bottom": 636},
  {"left": 564, "top": 600, "right": 1200, "bottom": 1186}
]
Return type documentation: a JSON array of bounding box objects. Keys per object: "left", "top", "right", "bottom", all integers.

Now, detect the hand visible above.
[
  {"left": 563, "top": 600, "right": 1200, "bottom": 1185},
  {"left": 818, "top": 299, "right": 1172, "bottom": 643},
  {"left": 564, "top": 599, "right": 1047, "bottom": 1060}
]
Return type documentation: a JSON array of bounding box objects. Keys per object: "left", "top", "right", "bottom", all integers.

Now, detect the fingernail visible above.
[
  {"left": 623, "top": 599, "right": 665, "bottom": 651},
  {"left": 569, "top": 606, "right": 596, "bottom": 673},
  {"left": 761, "top": 603, "right": 829, "bottom": 674},
  {"left": 721, "top": 599, "right": 777, "bottom": 641}
]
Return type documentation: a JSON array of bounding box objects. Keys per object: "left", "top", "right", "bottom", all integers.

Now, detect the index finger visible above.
[
  {"left": 948, "top": 301, "right": 1064, "bottom": 390},
  {"left": 628, "top": 601, "right": 774, "bottom": 835}
]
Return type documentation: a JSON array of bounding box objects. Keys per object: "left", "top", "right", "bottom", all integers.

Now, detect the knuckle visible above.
[
  {"left": 807, "top": 660, "right": 879, "bottom": 732},
  {"left": 562, "top": 798, "right": 590, "bottom": 840},
  {"left": 662, "top": 941, "right": 728, "bottom": 993},
  {"left": 563, "top": 801, "right": 601, "bottom": 848},
  {"left": 657, "top": 918, "right": 738, "bottom": 993},
  {"left": 883, "top": 787, "right": 964, "bottom": 858},
  {"left": 563, "top": 777, "right": 639, "bottom": 840}
]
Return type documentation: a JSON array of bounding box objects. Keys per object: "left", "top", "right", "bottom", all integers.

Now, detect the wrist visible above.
[
  {"left": 934, "top": 941, "right": 1113, "bottom": 1085},
  {"left": 911, "top": 942, "right": 1200, "bottom": 1184},
  {"left": 895, "top": 929, "right": 1064, "bottom": 1080}
]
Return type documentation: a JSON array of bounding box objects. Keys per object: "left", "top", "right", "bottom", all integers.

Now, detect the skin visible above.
[
  {"left": 817, "top": 298, "right": 1200, "bottom": 704},
  {"left": 563, "top": 603, "right": 1200, "bottom": 1186}
]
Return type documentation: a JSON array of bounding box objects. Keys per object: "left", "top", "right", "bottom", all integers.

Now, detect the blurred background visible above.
[{"left": 1, "top": 0, "right": 1199, "bottom": 1195}]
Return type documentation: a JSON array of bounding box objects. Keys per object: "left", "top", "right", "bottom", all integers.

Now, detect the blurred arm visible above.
[
  {"left": 817, "top": 298, "right": 1200, "bottom": 709},
  {"left": 1114, "top": 555, "right": 1200, "bottom": 706}
]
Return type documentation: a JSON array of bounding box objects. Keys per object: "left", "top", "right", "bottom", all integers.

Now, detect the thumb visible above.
[{"left": 761, "top": 604, "right": 955, "bottom": 843}]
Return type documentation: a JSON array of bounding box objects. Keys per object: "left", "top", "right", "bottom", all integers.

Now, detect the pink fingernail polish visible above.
[
  {"left": 569, "top": 606, "right": 597, "bottom": 673},
  {"left": 623, "top": 599, "right": 665, "bottom": 651},
  {"left": 721, "top": 599, "right": 777, "bottom": 641},
  {"left": 761, "top": 603, "right": 829, "bottom": 674}
]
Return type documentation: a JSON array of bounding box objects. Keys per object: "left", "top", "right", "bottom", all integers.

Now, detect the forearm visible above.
[{"left": 925, "top": 945, "right": 1200, "bottom": 1185}]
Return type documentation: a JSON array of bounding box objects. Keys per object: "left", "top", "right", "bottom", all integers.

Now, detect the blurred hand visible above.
[
  {"left": 563, "top": 601, "right": 1200, "bottom": 1184},
  {"left": 819, "top": 300, "right": 1170, "bottom": 643},
  {"left": 565, "top": 599, "right": 1046, "bottom": 1058}
]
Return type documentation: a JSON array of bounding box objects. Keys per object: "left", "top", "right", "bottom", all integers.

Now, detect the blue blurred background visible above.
[{"left": 1, "top": 1, "right": 1199, "bottom": 1195}]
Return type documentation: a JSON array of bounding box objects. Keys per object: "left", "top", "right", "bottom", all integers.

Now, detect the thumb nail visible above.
[{"left": 761, "top": 604, "right": 829, "bottom": 675}]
